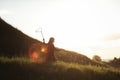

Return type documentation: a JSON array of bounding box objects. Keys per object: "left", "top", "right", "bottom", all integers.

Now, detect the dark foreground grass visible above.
[{"left": 0, "top": 57, "right": 120, "bottom": 80}]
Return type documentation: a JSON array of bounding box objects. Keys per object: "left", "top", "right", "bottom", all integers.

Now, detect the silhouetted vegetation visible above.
[
  {"left": 107, "top": 57, "right": 120, "bottom": 68},
  {"left": 92, "top": 55, "right": 102, "bottom": 63}
]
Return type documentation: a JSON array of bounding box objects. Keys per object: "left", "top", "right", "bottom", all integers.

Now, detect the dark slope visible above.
[{"left": 0, "top": 18, "right": 41, "bottom": 57}]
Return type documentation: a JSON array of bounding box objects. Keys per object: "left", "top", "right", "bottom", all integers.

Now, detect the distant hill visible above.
[
  {"left": 0, "top": 18, "right": 103, "bottom": 66},
  {"left": 55, "top": 48, "right": 102, "bottom": 65}
]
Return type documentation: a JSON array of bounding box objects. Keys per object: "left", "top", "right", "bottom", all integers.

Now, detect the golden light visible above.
[
  {"left": 41, "top": 48, "right": 46, "bottom": 52},
  {"left": 40, "top": 43, "right": 48, "bottom": 53}
]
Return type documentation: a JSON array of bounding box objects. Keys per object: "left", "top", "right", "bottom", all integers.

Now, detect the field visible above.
[{"left": 0, "top": 57, "right": 120, "bottom": 80}]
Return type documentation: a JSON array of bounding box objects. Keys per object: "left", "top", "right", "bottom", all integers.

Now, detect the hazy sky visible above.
[{"left": 0, "top": 0, "right": 120, "bottom": 59}]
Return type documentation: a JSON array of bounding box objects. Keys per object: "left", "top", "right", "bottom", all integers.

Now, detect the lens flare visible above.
[
  {"left": 30, "top": 52, "right": 39, "bottom": 60},
  {"left": 29, "top": 43, "right": 48, "bottom": 63}
]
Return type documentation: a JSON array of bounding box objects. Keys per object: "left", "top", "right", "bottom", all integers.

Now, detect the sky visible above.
[{"left": 0, "top": 0, "right": 120, "bottom": 59}]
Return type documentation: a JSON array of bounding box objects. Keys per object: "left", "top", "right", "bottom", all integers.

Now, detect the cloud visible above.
[{"left": 103, "top": 33, "right": 120, "bottom": 41}]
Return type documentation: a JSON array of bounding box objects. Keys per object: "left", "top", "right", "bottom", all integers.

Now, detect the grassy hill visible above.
[
  {"left": 55, "top": 48, "right": 103, "bottom": 66},
  {"left": 0, "top": 18, "right": 100, "bottom": 66},
  {"left": 0, "top": 57, "right": 120, "bottom": 80}
]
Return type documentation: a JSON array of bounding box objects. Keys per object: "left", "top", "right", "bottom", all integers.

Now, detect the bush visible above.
[{"left": 92, "top": 55, "right": 102, "bottom": 62}]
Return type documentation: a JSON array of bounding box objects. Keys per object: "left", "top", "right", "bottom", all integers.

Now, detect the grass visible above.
[{"left": 0, "top": 57, "right": 120, "bottom": 80}]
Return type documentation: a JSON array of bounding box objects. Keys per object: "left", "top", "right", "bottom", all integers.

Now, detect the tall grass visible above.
[
  {"left": 0, "top": 57, "right": 120, "bottom": 80},
  {"left": 0, "top": 57, "right": 33, "bottom": 63}
]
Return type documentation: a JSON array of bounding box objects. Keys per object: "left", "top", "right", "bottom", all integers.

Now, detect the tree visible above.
[{"left": 92, "top": 55, "right": 102, "bottom": 62}]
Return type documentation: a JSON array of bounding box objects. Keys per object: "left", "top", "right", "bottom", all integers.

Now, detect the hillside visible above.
[
  {"left": 0, "top": 18, "right": 41, "bottom": 57},
  {"left": 0, "top": 57, "right": 120, "bottom": 80},
  {"left": 0, "top": 18, "right": 102, "bottom": 66},
  {"left": 55, "top": 48, "right": 101, "bottom": 65}
]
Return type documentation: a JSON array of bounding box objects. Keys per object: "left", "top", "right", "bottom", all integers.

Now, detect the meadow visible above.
[{"left": 0, "top": 57, "right": 120, "bottom": 80}]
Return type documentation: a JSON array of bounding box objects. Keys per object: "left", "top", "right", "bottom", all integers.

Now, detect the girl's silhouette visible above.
[{"left": 47, "top": 37, "right": 56, "bottom": 62}]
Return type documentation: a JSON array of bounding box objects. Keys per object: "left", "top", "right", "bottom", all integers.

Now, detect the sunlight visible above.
[
  {"left": 41, "top": 48, "right": 46, "bottom": 53},
  {"left": 40, "top": 44, "right": 48, "bottom": 53},
  {"left": 1, "top": 0, "right": 120, "bottom": 59}
]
